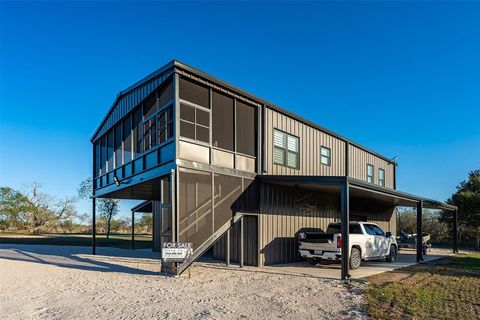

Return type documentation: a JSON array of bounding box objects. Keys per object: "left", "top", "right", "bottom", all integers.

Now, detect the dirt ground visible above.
[{"left": 0, "top": 244, "right": 365, "bottom": 320}]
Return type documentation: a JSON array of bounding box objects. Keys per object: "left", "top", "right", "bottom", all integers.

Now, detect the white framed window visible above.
[
  {"left": 379, "top": 168, "right": 385, "bottom": 187},
  {"left": 367, "top": 164, "right": 374, "bottom": 183},
  {"left": 321, "top": 146, "right": 331, "bottom": 166},
  {"left": 273, "top": 129, "right": 299, "bottom": 168}
]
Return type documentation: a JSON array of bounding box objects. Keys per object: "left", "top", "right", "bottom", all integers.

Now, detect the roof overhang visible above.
[
  {"left": 131, "top": 200, "right": 152, "bottom": 213},
  {"left": 257, "top": 175, "right": 457, "bottom": 212}
]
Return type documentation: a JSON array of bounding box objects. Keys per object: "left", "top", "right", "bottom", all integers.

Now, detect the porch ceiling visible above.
[{"left": 257, "top": 175, "right": 457, "bottom": 212}]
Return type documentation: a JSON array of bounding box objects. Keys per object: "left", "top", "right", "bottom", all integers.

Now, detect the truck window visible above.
[
  {"left": 363, "top": 224, "right": 377, "bottom": 236},
  {"left": 326, "top": 224, "right": 362, "bottom": 234},
  {"left": 372, "top": 226, "right": 385, "bottom": 236}
]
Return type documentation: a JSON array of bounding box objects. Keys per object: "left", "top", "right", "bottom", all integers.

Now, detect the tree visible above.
[
  {"left": 447, "top": 169, "right": 480, "bottom": 250},
  {"left": 0, "top": 187, "right": 29, "bottom": 230},
  {"left": 78, "top": 177, "right": 120, "bottom": 239}
]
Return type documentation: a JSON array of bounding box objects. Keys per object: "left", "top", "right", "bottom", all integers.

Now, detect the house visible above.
[{"left": 90, "top": 60, "right": 457, "bottom": 279}]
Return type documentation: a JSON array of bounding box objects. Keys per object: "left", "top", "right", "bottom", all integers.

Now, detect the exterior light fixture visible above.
[{"left": 113, "top": 175, "right": 124, "bottom": 186}]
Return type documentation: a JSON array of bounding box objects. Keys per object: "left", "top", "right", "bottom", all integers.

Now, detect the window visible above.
[
  {"left": 372, "top": 225, "right": 385, "bottom": 236},
  {"left": 212, "top": 91, "right": 234, "bottom": 150},
  {"left": 321, "top": 146, "right": 331, "bottom": 166},
  {"left": 143, "top": 117, "right": 156, "bottom": 151},
  {"left": 236, "top": 101, "right": 257, "bottom": 156},
  {"left": 273, "top": 129, "right": 299, "bottom": 168},
  {"left": 180, "top": 102, "right": 210, "bottom": 144},
  {"left": 363, "top": 224, "right": 376, "bottom": 236},
  {"left": 367, "top": 164, "right": 374, "bottom": 183},
  {"left": 157, "top": 107, "right": 173, "bottom": 144},
  {"left": 326, "top": 223, "right": 362, "bottom": 234},
  {"left": 378, "top": 168, "right": 385, "bottom": 187}
]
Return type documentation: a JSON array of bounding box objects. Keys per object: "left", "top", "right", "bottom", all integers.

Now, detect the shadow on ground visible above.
[{"left": 0, "top": 244, "right": 162, "bottom": 276}]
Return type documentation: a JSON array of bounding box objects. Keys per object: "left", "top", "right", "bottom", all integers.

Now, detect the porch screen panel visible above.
[
  {"left": 123, "top": 115, "right": 132, "bottom": 162},
  {"left": 132, "top": 108, "right": 143, "bottom": 158},
  {"left": 178, "top": 169, "right": 213, "bottom": 250},
  {"left": 213, "top": 174, "right": 242, "bottom": 230},
  {"left": 212, "top": 91, "right": 234, "bottom": 150},
  {"left": 158, "top": 80, "right": 173, "bottom": 107},
  {"left": 236, "top": 101, "right": 257, "bottom": 156},
  {"left": 114, "top": 124, "right": 122, "bottom": 168},
  {"left": 179, "top": 77, "right": 209, "bottom": 108},
  {"left": 107, "top": 130, "right": 114, "bottom": 171}
]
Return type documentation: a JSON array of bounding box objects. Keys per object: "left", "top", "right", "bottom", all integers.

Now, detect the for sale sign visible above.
[{"left": 162, "top": 242, "right": 193, "bottom": 263}]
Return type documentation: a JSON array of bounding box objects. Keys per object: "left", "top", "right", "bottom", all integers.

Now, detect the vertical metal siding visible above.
[
  {"left": 257, "top": 183, "right": 397, "bottom": 266},
  {"left": 152, "top": 201, "right": 162, "bottom": 252},
  {"left": 212, "top": 216, "right": 258, "bottom": 266},
  {"left": 265, "top": 108, "right": 347, "bottom": 176},
  {"left": 258, "top": 183, "right": 340, "bottom": 266},
  {"left": 348, "top": 144, "right": 395, "bottom": 188}
]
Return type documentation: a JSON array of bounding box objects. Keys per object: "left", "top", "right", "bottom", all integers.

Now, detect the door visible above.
[
  {"left": 372, "top": 225, "right": 388, "bottom": 256},
  {"left": 362, "top": 224, "right": 378, "bottom": 257}
]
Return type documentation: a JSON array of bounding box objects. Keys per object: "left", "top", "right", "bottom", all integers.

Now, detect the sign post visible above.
[{"left": 161, "top": 242, "right": 193, "bottom": 275}]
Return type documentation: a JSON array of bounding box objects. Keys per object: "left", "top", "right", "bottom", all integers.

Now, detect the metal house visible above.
[{"left": 90, "top": 60, "right": 457, "bottom": 279}]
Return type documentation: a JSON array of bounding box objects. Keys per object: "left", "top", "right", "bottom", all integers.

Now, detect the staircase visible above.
[{"left": 175, "top": 213, "right": 243, "bottom": 275}]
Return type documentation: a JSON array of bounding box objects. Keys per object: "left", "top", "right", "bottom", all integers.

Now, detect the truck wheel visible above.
[
  {"left": 307, "top": 259, "right": 318, "bottom": 265},
  {"left": 386, "top": 245, "right": 397, "bottom": 262},
  {"left": 350, "top": 248, "right": 361, "bottom": 269}
]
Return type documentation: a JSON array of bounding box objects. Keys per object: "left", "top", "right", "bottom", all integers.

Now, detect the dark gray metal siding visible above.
[
  {"left": 349, "top": 144, "right": 395, "bottom": 188},
  {"left": 265, "top": 107, "right": 347, "bottom": 176},
  {"left": 257, "top": 183, "right": 397, "bottom": 266},
  {"left": 152, "top": 201, "right": 162, "bottom": 252},
  {"left": 212, "top": 216, "right": 258, "bottom": 266},
  {"left": 91, "top": 69, "right": 174, "bottom": 142}
]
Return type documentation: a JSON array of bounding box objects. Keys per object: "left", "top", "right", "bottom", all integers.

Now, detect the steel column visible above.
[
  {"left": 226, "top": 229, "right": 230, "bottom": 266},
  {"left": 453, "top": 209, "right": 458, "bottom": 253},
  {"left": 340, "top": 182, "right": 350, "bottom": 280},
  {"left": 92, "top": 197, "right": 96, "bottom": 255},
  {"left": 416, "top": 201, "right": 423, "bottom": 262},
  {"left": 240, "top": 216, "right": 244, "bottom": 268},
  {"left": 131, "top": 210, "right": 135, "bottom": 250}
]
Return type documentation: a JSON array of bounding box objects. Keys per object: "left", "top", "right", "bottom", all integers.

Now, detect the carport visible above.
[{"left": 258, "top": 176, "right": 458, "bottom": 280}]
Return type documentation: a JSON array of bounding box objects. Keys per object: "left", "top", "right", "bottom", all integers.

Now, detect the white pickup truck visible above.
[{"left": 298, "top": 222, "right": 398, "bottom": 269}]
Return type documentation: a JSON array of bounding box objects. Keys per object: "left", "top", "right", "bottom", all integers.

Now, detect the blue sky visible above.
[{"left": 1, "top": 1, "right": 479, "bottom": 218}]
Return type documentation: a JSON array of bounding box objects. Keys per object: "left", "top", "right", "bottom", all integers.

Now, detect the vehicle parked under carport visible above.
[{"left": 298, "top": 222, "right": 398, "bottom": 269}]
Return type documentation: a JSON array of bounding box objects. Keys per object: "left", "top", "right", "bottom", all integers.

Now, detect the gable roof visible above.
[{"left": 91, "top": 60, "right": 395, "bottom": 164}]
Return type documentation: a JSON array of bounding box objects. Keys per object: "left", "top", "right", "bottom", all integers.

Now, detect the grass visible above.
[
  {"left": 365, "top": 253, "right": 480, "bottom": 320},
  {"left": 0, "top": 232, "right": 152, "bottom": 249}
]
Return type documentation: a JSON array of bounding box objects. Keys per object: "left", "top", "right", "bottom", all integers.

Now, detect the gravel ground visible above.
[{"left": 0, "top": 244, "right": 365, "bottom": 320}]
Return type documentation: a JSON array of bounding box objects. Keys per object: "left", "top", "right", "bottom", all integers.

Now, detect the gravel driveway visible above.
[{"left": 0, "top": 244, "right": 365, "bottom": 319}]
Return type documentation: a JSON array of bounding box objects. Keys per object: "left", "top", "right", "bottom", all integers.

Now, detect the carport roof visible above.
[{"left": 257, "top": 175, "right": 457, "bottom": 211}]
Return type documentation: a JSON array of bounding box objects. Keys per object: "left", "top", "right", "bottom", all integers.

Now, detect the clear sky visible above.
[{"left": 1, "top": 1, "right": 479, "bottom": 218}]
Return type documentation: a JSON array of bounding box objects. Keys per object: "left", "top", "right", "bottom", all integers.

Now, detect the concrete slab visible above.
[{"left": 263, "top": 250, "right": 452, "bottom": 280}]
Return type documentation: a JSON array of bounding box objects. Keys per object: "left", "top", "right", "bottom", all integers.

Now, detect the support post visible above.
[
  {"left": 340, "top": 182, "right": 350, "bottom": 280},
  {"left": 92, "top": 197, "right": 96, "bottom": 255},
  {"left": 131, "top": 210, "right": 135, "bottom": 250},
  {"left": 240, "top": 216, "right": 244, "bottom": 268},
  {"left": 416, "top": 201, "right": 423, "bottom": 262},
  {"left": 226, "top": 228, "right": 230, "bottom": 267},
  {"left": 453, "top": 209, "right": 458, "bottom": 253}
]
